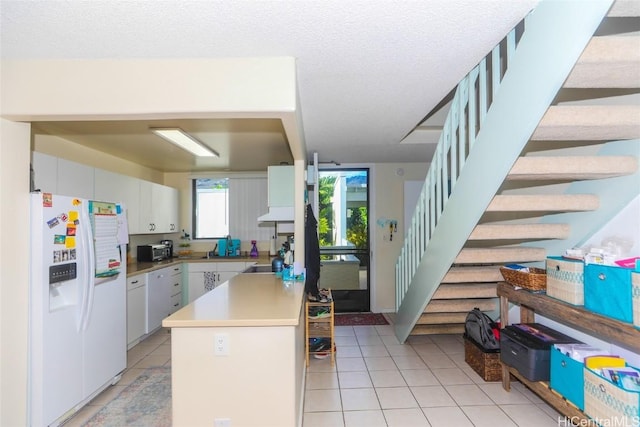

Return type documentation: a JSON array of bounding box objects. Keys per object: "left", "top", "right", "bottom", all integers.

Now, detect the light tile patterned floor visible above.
[
  {"left": 303, "top": 325, "right": 563, "bottom": 427},
  {"left": 63, "top": 325, "right": 564, "bottom": 426}
]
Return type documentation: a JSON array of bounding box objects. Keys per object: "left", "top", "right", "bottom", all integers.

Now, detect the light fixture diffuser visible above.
[{"left": 150, "top": 128, "right": 218, "bottom": 157}]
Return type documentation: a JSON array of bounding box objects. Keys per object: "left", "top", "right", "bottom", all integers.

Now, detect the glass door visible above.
[{"left": 317, "top": 168, "right": 369, "bottom": 312}]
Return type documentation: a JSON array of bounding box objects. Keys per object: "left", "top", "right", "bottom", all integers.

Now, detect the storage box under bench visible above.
[{"left": 463, "top": 334, "right": 501, "bottom": 382}]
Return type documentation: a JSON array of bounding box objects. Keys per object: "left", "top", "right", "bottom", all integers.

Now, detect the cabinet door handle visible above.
[
  {"left": 131, "top": 280, "right": 138, "bottom": 284},
  {"left": 173, "top": 303, "right": 180, "bottom": 307}
]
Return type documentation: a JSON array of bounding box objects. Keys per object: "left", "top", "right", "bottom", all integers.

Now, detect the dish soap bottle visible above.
[{"left": 250, "top": 240, "right": 259, "bottom": 258}]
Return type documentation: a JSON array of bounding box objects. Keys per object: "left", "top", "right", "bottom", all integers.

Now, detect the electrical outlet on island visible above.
[{"left": 214, "top": 417, "right": 231, "bottom": 427}]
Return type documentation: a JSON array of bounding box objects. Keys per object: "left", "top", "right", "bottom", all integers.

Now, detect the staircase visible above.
[{"left": 394, "top": 0, "right": 640, "bottom": 342}]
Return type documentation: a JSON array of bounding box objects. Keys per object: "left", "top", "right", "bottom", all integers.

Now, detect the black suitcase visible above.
[{"left": 500, "top": 323, "right": 580, "bottom": 382}]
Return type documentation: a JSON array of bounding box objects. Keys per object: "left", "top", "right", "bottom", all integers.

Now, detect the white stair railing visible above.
[{"left": 395, "top": 24, "right": 522, "bottom": 311}]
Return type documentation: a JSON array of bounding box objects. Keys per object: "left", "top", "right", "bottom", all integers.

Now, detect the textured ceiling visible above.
[{"left": 1, "top": 0, "right": 539, "bottom": 171}]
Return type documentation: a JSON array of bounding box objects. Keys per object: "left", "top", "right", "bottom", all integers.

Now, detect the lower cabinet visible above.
[
  {"left": 126, "top": 274, "right": 147, "bottom": 349},
  {"left": 146, "top": 265, "right": 183, "bottom": 333},
  {"left": 187, "top": 262, "right": 252, "bottom": 303}
]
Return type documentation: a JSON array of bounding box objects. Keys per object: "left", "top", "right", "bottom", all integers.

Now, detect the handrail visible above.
[{"left": 395, "top": 23, "right": 524, "bottom": 312}]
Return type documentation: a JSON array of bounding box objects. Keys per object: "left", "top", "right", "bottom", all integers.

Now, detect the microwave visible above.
[{"left": 137, "top": 244, "right": 167, "bottom": 262}]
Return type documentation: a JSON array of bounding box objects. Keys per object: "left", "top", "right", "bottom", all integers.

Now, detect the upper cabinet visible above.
[
  {"left": 267, "top": 165, "right": 294, "bottom": 207},
  {"left": 32, "top": 152, "right": 94, "bottom": 199},
  {"left": 32, "top": 152, "right": 58, "bottom": 194},
  {"left": 139, "top": 181, "right": 179, "bottom": 234},
  {"left": 32, "top": 152, "right": 179, "bottom": 235},
  {"left": 57, "top": 158, "right": 95, "bottom": 199}
]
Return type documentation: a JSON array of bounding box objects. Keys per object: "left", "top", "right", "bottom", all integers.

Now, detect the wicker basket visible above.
[
  {"left": 463, "top": 335, "right": 501, "bottom": 382},
  {"left": 500, "top": 266, "right": 547, "bottom": 291}
]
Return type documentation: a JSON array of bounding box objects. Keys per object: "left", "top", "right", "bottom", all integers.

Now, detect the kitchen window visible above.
[
  {"left": 192, "top": 178, "right": 229, "bottom": 239},
  {"left": 191, "top": 176, "right": 272, "bottom": 242}
]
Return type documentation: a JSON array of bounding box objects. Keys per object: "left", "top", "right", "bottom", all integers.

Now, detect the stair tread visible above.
[
  {"left": 455, "top": 247, "right": 546, "bottom": 264},
  {"left": 433, "top": 283, "right": 498, "bottom": 299},
  {"left": 417, "top": 312, "right": 469, "bottom": 324},
  {"left": 469, "top": 223, "right": 570, "bottom": 240},
  {"left": 487, "top": 194, "right": 599, "bottom": 212},
  {"left": 411, "top": 324, "right": 466, "bottom": 335},
  {"left": 533, "top": 105, "right": 640, "bottom": 140},
  {"left": 424, "top": 298, "right": 497, "bottom": 313},
  {"left": 507, "top": 155, "right": 638, "bottom": 180},
  {"left": 608, "top": 0, "right": 640, "bottom": 17},
  {"left": 445, "top": 266, "right": 503, "bottom": 283},
  {"left": 566, "top": 36, "right": 640, "bottom": 88}
]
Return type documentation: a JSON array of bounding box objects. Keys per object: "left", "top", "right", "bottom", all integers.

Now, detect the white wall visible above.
[
  {"left": 0, "top": 119, "right": 31, "bottom": 427},
  {"left": 371, "top": 163, "right": 428, "bottom": 312},
  {"left": 582, "top": 195, "right": 640, "bottom": 256}
]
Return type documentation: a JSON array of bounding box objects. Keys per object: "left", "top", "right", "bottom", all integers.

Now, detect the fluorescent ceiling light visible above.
[{"left": 151, "top": 128, "right": 218, "bottom": 157}]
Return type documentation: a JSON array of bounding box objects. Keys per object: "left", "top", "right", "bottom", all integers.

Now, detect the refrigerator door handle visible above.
[{"left": 79, "top": 203, "right": 97, "bottom": 332}]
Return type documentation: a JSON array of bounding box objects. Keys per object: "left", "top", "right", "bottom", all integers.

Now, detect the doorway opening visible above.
[{"left": 317, "top": 168, "right": 370, "bottom": 312}]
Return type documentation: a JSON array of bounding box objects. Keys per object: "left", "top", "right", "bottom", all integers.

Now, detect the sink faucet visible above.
[{"left": 226, "top": 235, "right": 232, "bottom": 256}]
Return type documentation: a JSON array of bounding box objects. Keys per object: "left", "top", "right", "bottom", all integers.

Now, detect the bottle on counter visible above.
[{"left": 250, "top": 240, "right": 259, "bottom": 258}]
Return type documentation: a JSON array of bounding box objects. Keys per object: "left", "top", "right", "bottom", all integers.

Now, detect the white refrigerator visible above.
[{"left": 29, "top": 193, "right": 128, "bottom": 426}]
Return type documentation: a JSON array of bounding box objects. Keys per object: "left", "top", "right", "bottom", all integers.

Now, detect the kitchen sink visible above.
[{"left": 242, "top": 264, "right": 273, "bottom": 273}]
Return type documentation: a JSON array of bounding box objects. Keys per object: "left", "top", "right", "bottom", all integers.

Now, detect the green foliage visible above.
[
  {"left": 318, "top": 175, "right": 337, "bottom": 246},
  {"left": 346, "top": 206, "right": 368, "bottom": 249},
  {"left": 317, "top": 172, "right": 368, "bottom": 250}
]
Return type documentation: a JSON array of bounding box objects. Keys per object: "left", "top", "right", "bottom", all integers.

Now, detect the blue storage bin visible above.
[
  {"left": 550, "top": 346, "right": 584, "bottom": 410},
  {"left": 584, "top": 264, "right": 633, "bottom": 323}
]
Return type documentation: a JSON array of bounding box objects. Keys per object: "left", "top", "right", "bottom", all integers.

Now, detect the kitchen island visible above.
[{"left": 162, "top": 273, "right": 306, "bottom": 427}]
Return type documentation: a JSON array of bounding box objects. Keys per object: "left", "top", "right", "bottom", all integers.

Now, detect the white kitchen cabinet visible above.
[
  {"left": 146, "top": 264, "right": 183, "bottom": 333},
  {"left": 57, "top": 158, "right": 95, "bottom": 199},
  {"left": 153, "top": 183, "right": 179, "bottom": 233},
  {"left": 95, "top": 169, "right": 141, "bottom": 233},
  {"left": 32, "top": 151, "right": 58, "bottom": 194},
  {"left": 267, "top": 165, "right": 294, "bottom": 208},
  {"left": 139, "top": 180, "right": 154, "bottom": 233},
  {"left": 31, "top": 153, "right": 94, "bottom": 198},
  {"left": 126, "top": 274, "right": 147, "bottom": 349},
  {"left": 186, "top": 262, "right": 251, "bottom": 303},
  {"left": 139, "top": 180, "right": 179, "bottom": 234}
]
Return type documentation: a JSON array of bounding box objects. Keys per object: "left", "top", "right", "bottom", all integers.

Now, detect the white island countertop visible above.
[{"left": 162, "top": 273, "right": 305, "bottom": 328}]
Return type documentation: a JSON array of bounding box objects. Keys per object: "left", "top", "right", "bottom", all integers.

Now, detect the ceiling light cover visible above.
[{"left": 151, "top": 128, "right": 218, "bottom": 157}]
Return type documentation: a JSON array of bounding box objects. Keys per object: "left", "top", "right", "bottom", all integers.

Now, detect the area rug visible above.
[
  {"left": 84, "top": 367, "right": 171, "bottom": 427},
  {"left": 334, "top": 312, "right": 388, "bottom": 326}
]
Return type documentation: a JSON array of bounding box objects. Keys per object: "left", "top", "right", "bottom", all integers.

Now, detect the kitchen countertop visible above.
[
  {"left": 162, "top": 273, "right": 304, "bottom": 328},
  {"left": 127, "top": 253, "right": 272, "bottom": 276}
]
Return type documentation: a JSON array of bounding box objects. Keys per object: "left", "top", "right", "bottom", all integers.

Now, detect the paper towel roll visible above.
[{"left": 269, "top": 235, "right": 276, "bottom": 256}]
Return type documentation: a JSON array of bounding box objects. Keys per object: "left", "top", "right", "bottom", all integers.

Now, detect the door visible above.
[{"left": 316, "top": 169, "right": 370, "bottom": 312}]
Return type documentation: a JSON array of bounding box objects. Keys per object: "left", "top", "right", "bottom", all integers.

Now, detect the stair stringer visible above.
[
  {"left": 394, "top": 0, "right": 614, "bottom": 344},
  {"left": 521, "top": 139, "right": 639, "bottom": 259}
]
